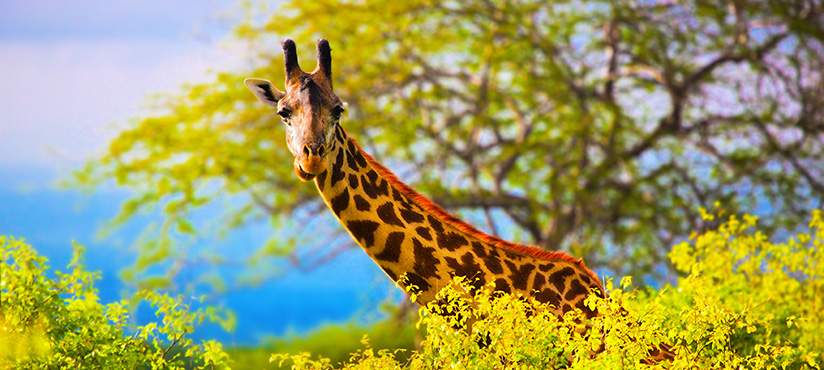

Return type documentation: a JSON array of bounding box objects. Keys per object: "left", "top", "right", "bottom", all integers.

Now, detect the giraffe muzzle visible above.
[
  {"left": 294, "top": 141, "right": 327, "bottom": 181},
  {"left": 294, "top": 162, "right": 317, "bottom": 181}
]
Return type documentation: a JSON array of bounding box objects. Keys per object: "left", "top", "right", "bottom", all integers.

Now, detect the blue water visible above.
[{"left": 0, "top": 165, "right": 396, "bottom": 345}]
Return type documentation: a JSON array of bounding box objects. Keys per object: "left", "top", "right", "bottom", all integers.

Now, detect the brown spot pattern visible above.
[
  {"left": 361, "top": 174, "right": 379, "bottom": 198},
  {"left": 415, "top": 227, "right": 432, "bottom": 241},
  {"left": 361, "top": 171, "right": 390, "bottom": 199},
  {"left": 348, "top": 174, "right": 359, "bottom": 189},
  {"left": 376, "top": 202, "right": 405, "bottom": 227},
  {"left": 539, "top": 263, "right": 555, "bottom": 272},
  {"left": 483, "top": 248, "right": 504, "bottom": 274},
  {"left": 353, "top": 195, "right": 371, "bottom": 211},
  {"left": 494, "top": 278, "right": 511, "bottom": 294},
  {"left": 427, "top": 215, "right": 443, "bottom": 232},
  {"left": 336, "top": 124, "right": 346, "bottom": 143},
  {"left": 330, "top": 188, "right": 349, "bottom": 216},
  {"left": 346, "top": 149, "right": 360, "bottom": 171},
  {"left": 376, "top": 178, "right": 389, "bottom": 196},
  {"left": 436, "top": 231, "right": 468, "bottom": 252},
  {"left": 550, "top": 267, "right": 576, "bottom": 293},
  {"left": 532, "top": 272, "right": 546, "bottom": 292},
  {"left": 565, "top": 278, "right": 589, "bottom": 302},
  {"left": 502, "top": 249, "right": 524, "bottom": 261},
  {"left": 444, "top": 252, "right": 485, "bottom": 291},
  {"left": 330, "top": 150, "right": 346, "bottom": 186},
  {"left": 392, "top": 188, "right": 413, "bottom": 209},
  {"left": 316, "top": 170, "right": 327, "bottom": 191},
  {"left": 404, "top": 272, "right": 432, "bottom": 294},
  {"left": 399, "top": 208, "right": 425, "bottom": 224},
  {"left": 471, "top": 241, "right": 486, "bottom": 258},
  {"left": 353, "top": 145, "right": 367, "bottom": 168},
  {"left": 536, "top": 289, "right": 561, "bottom": 307},
  {"left": 412, "top": 237, "right": 440, "bottom": 279},
  {"left": 346, "top": 220, "right": 380, "bottom": 247},
  {"left": 375, "top": 231, "right": 404, "bottom": 263},
  {"left": 347, "top": 139, "right": 357, "bottom": 159},
  {"left": 505, "top": 261, "right": 536, "bottom": 291}
]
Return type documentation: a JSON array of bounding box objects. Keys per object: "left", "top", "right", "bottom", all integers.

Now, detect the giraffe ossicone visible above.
[{"left": 244, "top": 38, "right": 606, "bottom": 320}]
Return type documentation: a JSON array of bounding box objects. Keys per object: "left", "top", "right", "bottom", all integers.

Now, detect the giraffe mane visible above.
[{"left": 348, "top": 137, "right": 603, "bottom": 290}]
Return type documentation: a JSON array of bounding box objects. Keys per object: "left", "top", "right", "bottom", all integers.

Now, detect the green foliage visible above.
[
  {"left": 269, "top": 211, "right": 823, "bottom": 369},
  {"left": 75, "top": 0, "right": 824, "bottom": 290},
  {"left": 0, "top": 236, "right": 233, "bottom": 370},
  {"left": 660, "top": 208, "right": 824, "bottom": 366},
  {"left": 229, "top": 320, "right": 417, "bottom": 370}
]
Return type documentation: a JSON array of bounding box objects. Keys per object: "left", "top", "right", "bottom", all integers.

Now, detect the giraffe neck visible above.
[{"left": 314, "top": 124, "right": 603, "bottom": 316}]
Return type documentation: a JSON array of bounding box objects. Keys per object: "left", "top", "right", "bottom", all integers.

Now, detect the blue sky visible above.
[{"left": 0, "top": 0, "right": 246, "bottom": 169}]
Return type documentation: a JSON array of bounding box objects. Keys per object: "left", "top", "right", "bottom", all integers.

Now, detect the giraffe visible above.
[{"left": 244, "top": 39, "right": 673, "bottom": 362}]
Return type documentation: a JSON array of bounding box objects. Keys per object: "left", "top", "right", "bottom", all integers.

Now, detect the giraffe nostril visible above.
[
  {"left": 303, "top": 145, "right": 311, "bottom": 157},
  {"left": 318, "top": 144, "right": 325, "bottom": 157}
]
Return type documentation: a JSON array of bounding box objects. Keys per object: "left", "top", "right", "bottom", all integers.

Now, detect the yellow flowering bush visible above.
[
  {"left": 0, "top": 236, "right": 234, "bottom": 370},
  {"left": 273, "top": 211, "right": 823, "bottom": 369},
  {"left": 3, "top": 210, "right": 822, "bottom": 369}
]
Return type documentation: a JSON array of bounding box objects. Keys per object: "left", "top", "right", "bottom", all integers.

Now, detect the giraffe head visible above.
[{"left": 245, "top": 39, "right": 345, "bottom": 181}]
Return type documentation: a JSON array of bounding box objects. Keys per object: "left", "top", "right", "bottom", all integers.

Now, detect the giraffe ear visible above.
[{"left": 244, "top": 78, "right": 285, "bottom": 107}]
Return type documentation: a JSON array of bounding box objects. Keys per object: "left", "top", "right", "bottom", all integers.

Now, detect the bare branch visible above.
[
  {"left": 433, "top": 193, "right": 532, "bottom": 210},
  {"left": 681, "top": 32, "right": 789, "bottom": 91}
]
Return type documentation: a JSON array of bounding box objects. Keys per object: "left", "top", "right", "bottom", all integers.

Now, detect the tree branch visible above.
[
  {"left": 163, "top": 332, "right": 185, "bottom": 360},
  {"left": 681, "top": 31, "right": 789, "bottom": 91}
]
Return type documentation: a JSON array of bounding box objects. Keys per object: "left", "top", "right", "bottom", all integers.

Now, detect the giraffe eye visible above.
[
  {"left": 331, "top": 106, "right": 344, "bottom": 121},
  {"left": 278, "top": 109, "right": 292, "bottom": 124}
]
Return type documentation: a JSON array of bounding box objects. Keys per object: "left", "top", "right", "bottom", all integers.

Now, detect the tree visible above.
[{"left": 78, "top": 0, "right": 824, "bottom": 288}]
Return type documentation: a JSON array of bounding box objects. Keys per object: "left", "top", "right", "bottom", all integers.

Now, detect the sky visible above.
[
  {"left": 0, "top": 0, "right": 247, "bottom": 169},
  {"left": 0, "top": 0, "right": 396, "bottom": 345}
]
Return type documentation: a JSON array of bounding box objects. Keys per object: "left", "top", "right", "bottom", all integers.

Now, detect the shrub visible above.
[
  {"left": 230, "top": 320, "right": 417, "bottom": 370},
  {"left": 4, "top": 209, "right": 822, "bottom": 369},
  {"left": 272, "top": 211, "right": 824, "bottom": 369},
  {"left": 0, "top": 236, "right": 233, "bottom": 370}
]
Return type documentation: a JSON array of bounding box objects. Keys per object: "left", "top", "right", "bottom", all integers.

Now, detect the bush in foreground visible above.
[
  {"left": 3, "top": 210, "right": 822, "bottom": 369},
  {"left": 273, "top": 210, "right": 824, "bottom": 369},
  {"left": 229, "top": 320, "right": 417, "bottom": 370},
  {"left": 0, "top": 236, "right": 233, "bottom": 370}
]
